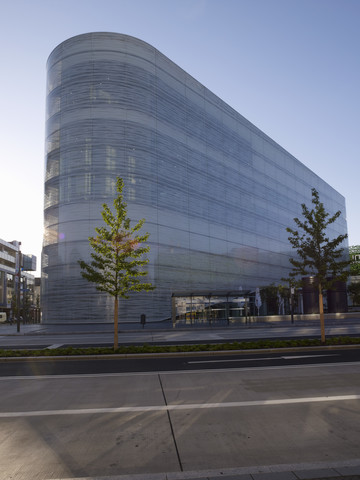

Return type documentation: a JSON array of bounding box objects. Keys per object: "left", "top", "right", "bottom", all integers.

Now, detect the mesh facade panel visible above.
[{"left": 42, "top": 32, "right": 348, "bottom": 323}]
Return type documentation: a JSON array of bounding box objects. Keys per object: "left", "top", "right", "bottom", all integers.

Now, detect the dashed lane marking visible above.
[{"left": 188, "top": 354, "right": 340, "bottom": 364}]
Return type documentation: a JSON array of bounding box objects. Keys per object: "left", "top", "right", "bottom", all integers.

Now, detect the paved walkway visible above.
[
  {"left": 0, "top": 319, "right": 360, "bottom": 351},
  {"left": 1, "top": 315, "right": 360, "bottom": 336}
]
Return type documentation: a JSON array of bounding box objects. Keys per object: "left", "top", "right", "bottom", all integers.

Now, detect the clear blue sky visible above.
[{"left": 1, "top": 0, "right": 359, "bottom": 276}]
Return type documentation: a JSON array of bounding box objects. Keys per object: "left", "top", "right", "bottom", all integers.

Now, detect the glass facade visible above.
[
  {"left": 172, "top": 291, "right": 253, "bottom": 326},
  {"left": 42, "top": 32, "right": 348, "bottom": 323}
]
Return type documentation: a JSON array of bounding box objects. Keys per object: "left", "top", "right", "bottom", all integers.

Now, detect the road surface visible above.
[{"left": 1, "top": 349, "right": 360, "bottom": 479}]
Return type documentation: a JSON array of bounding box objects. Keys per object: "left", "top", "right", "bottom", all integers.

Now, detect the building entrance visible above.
[{"left": 171, "top": 290, "right": 254, "bottom": 326}]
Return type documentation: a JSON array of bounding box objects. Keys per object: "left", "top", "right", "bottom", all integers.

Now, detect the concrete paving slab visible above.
[
  {"left": 336, "top": 466, "right": 360, "bottom": 476},
  {"left": 169, "top": 400, "right": 360, "bottom": 470},
  {"left": 0, "top": 411, "right": 181, "bottom": 479},
  {"left": 208, "top": 475, "right": 253, "bottom": 480},
  {"left": 322, "top": 477, "right": 360, "bottom": 480},
  {"left": 0, "top": 374, "right": 166, "bottom": 412},
  {"left": 293, "top": 468, "right": 341, "bottom": 478},
  {"left": 251, "top": 472, "right": 298, "bottom": 480},
  {"left": 160, "top": 363, "right": 360, "bottom": 406}
]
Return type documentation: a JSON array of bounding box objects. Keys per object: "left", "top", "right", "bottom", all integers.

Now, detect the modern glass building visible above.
[{"left": 42, "top": 32, "right": 348, "bottom": 324}]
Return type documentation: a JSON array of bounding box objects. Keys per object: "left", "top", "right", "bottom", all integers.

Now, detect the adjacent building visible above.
[
  {"left": 42, "top": 32, "right": 348, "bottom": 324},
  {"left": 0, "top": 238, "right": 37, "bottom": 321},
  {"left": 350, "top": 245, "right": 360, "bottom": 267},
  {"left": 349, "top": 245, "right": 360, "bottom": 307}
]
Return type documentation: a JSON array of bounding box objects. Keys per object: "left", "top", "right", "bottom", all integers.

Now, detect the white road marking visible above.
[
  {"left": 188, "top": 354, "right": 339, "bottom": 364},
  {"left": 189, "top": 357, "right": 277, "bottom": 364},
  {"left": 0, "top": 394, "right": 359, "bottom": 418},
  {"left": 281, "top": 354, "right": 339, "bottom": 359},
  {"left": 46, "top": 344, "right": 64, "bottom": 349}
]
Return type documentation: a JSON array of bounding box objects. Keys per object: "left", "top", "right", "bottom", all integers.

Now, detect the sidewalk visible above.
[{"left": 1, "top": 314, "right": 360, "bottom": 336}]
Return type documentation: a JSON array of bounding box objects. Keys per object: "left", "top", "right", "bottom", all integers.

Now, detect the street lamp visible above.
[{"left": 290, "top": 286, "right": 295, "bottom": 324}]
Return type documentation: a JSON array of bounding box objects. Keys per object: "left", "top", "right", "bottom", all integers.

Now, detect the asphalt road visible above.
[
  {"left": 0, "top": 347, "right": 360, "bottom": 376},
  {"left": 1, "top": 353, "right": 360, "bottom": 479}
]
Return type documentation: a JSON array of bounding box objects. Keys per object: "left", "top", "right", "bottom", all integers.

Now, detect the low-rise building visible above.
[
  {"left": 348, "top": 245, "right": 360, "bottom": 308},
  {"left": 0, "top": 238, "right": 37, "bottom": 322},
  {"left": 349, "top": 245, "right": 360, "bottom": 273}
]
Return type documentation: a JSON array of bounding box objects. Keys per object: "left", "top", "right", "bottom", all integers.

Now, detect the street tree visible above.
[
  {"left": 286, "top": 188, "right": 350, "bottom": 343},
  {"left": 79, "top": 177, "right": 155, "bottom": 349},
  {"left": 348, "top": 282, "right": 360, "bottom": 306},
  {"left": 349, "top": 245, "right": 360, "bottom": 276}
]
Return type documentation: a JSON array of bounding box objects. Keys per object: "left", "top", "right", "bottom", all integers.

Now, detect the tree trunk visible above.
[
  {"left": 318, "top": 283, "right": 325, "bottom": 343},
  {"left": 114, "top": 296, "right": 119, "bottom": 350}
]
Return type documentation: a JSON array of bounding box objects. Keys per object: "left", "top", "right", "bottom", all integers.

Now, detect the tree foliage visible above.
[
  {"left": 349, "top": 245, "right": 360, "bottom": 276},
  {"left": 286, "top": 188, "right": 349, "bottom": 287},
  {"left": 348, "top": 282, "right": 360, "bottom": 306},
  {"left": 286, "top": 188, "right": 350, "bottom": 342},
  {"left": 79, "top": 177, "right": 155, "bottom": 348},
  {"left": 350, "top": 263, "right": 360, "bottom": 276}
]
